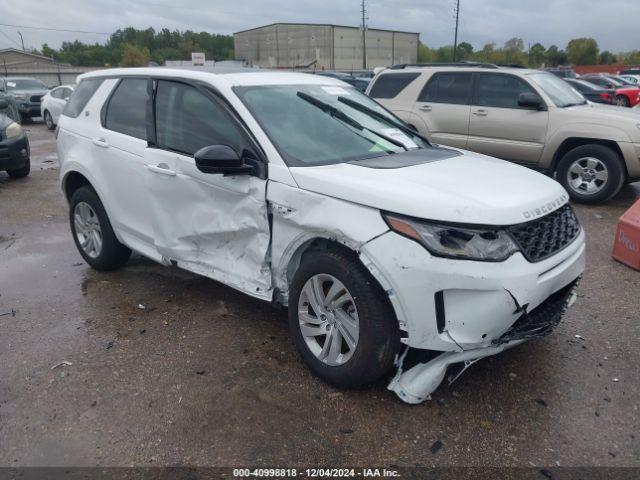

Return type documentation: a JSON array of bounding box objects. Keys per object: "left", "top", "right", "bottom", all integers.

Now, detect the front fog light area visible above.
[{"left": 384, "top": 213, "right": 519, "bottom": 261}]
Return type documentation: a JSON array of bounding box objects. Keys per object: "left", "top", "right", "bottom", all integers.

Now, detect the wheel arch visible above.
[
  {"left": 551, "top": 137, "right": 628, "bottom": 179},
  {"left": 62, "top": 170, "right": 93, "bottom": 202}
]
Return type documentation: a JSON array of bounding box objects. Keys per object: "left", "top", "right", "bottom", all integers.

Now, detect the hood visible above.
[
  {"left": 289, "top": 150, "right": 568, "bottom": 226},
  {"left": 9, "top": 89, "right": 48, "bottom": 98},
  {"left": 568, "top": 101, "right": 640, "bottom": 119}
]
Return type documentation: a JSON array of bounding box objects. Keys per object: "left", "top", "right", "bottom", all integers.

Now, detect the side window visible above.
[
  {"left": 63, "top": 78, "right": 104, "bottom": 118},
  {"left": 418, "top": 73, "right": 472, "bottom": 105},
  {"left": 368, "top": 73, "right": 420, "bottom": 99},
  {"left": 154, "top": 80, "right": 244, "bottom": 156},
  {"left": 104, "top": 78, "right": 149, "bottom": 140},
  {"left": 50, "top": 88, "right": 62, "bottom": 99},
  {"left": 62, "top": 88, "right": 72, "bottom": 100},
  {"left": 476, "top": 74, "right": 535, "bottom": 109}
]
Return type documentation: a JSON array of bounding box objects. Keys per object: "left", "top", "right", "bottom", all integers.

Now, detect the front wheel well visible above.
[
  {"left": 551, "top": 138, "right": 627, "bottom": 177},
  {"left": 63, "top": 171, "right": 92, "bottom": 201}
]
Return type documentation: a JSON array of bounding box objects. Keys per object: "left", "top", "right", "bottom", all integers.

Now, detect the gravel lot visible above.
[{"left": 0, "top": 123, "right": 639, "bottom": 468}]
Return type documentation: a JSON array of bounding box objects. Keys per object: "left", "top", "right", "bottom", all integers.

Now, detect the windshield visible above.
[
  {"left": 235, "top": 84, "right": 430, "bottom": 166},
  {"left": 6, "top": 79, "right": 47, "bottom": 91},
  {"left": 528, "top": 72, "right": 586, "bottom": 107}
]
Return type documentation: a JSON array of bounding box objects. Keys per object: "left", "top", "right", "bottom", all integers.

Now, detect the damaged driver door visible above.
[{"left": 144, "top": 79, "right": 271, "bottom": 299}]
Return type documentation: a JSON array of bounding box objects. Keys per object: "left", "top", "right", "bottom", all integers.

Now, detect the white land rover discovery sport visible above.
[{"left": 57, "top": 68, "right": 585, "bottom": 403}]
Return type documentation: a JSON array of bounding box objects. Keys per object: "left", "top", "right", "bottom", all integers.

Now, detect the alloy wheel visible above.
[
  {"left": 297, "top": 274, "right": 360, "bottom": 366},
  {"left": 566, "top": 157, "right": 609, "bottom": 195},
  {"left": 74, "top": 201, "right": 103, "bottom": 258}
]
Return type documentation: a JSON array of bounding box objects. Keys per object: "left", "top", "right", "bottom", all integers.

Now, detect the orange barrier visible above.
[{"left": 612, "top": 198, "right": 640, "bottom": 271}]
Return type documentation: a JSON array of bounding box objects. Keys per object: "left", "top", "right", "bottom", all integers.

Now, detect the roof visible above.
[
  {"left": 78, "top": 67, "right": 349, "bottom": 88},
  {"left": 234, "top": 23, "right": 419, "bottom": 36},
  {"left": 0, "top": 48, "right": 55, "bottom": 63},
  {"left": 384, "top": 64, "right": 541, "bottom": 75}
]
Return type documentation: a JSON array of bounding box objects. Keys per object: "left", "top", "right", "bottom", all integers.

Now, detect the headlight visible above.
[
  {"left": 5, "top": 122, "right": 23, "bottom": 139},
  {"left": 12, "top": 93, "right": 26, "bottom": 100},
  {"left": 384, "top": 213, "right": 519, "bottom": 261}
]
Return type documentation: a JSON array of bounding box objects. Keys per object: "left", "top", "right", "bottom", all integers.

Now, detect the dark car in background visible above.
[
  {"left": 316, "top": 71, "right": 369, "bottom": 92},
  {"left": 0, "top": 99, "right": 30, "bottom": 179},
  {"left": 564, "top": 78, "right": 614, "bottom": 104},
  {"left": 545, "top": 67, "right": 577, "bottom": 78},
  {"left": 0, "top": 77, "right": 49, "bottom": 122}
]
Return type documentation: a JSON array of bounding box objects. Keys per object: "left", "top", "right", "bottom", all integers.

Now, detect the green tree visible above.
[
  {"left": 417, "top": 43, "right": 436, "bottom": 63},
  {"left": 619, "top": 50, "right": 640, "bottom": 65},
  {"left": 455, "top": 42, "right": 474, "bottom": 61},
  {"left": 599, "top": 51, "right": 617, "bottom": 64},
  {"left": 503, "top": 37, "right": 526, "bottom": 65},
  {"left": 566, "top": 38, "right": 599, "bottom": 65},
  {"left": 121, "top": 43, "right": 150, "bottom": 67},
  {"left": 545, "top": 45, "right": 567, "bottom": 67},
  {"left": 528, "top": 43, "right": 546, "bottom": 68}
]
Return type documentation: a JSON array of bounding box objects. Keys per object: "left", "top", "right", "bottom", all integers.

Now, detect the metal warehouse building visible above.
[{"left": 234, "top": 23, "right": 419, "bottom": 71}]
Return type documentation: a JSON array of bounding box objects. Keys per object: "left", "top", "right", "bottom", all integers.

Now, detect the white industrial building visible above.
[{"left": 234, "top": 23, "right": 419, "bottom": 71}]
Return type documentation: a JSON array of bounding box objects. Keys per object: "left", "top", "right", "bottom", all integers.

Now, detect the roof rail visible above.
[
  {"left": 389, "top": 62, "right": 499, "bottom": 70},
  {"left": 495, "top": 63, "right": 527, "bottom": 69}
]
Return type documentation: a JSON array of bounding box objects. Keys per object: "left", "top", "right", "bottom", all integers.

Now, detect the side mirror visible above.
[
  {"left": 0, "top": 99, "right": 8, "bottom": 109},
  {"left": 194, "top": 145, "right": 253, "bottom": 175},
  {"left": 518, "top": 92, "right": 546, "bottom": 110}
]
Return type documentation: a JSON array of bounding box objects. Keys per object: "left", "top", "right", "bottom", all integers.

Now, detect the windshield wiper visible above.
[
  {"left": 296, "top": 91, "right": 408, "bottom": 151},
  {"left": 337, "top": 95, "right": 431, "bottom": 146}
]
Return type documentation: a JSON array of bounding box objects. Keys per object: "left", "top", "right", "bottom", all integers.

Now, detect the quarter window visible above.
[
  {"left": 63, "top": 78, "right": 104, "bottom": 118},
  {"left": 418, "top": 73, "right": 472, "bottom": 105},
  {"left": 369, "top": 73, "right": 420, "bottom": 99},
  {"left": 476, "top": 74, "right": 535, "bottom": 109},
  {"left": 154, "top": 80, "right": 243, "bottom": 156},
  {"left": 104, "top": 78, "right": 149, "bottom": 140}
]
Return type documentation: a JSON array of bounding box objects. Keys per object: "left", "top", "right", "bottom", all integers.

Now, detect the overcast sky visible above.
[{"left": 0, "top": 0, "right": 637, "bottom": 53}]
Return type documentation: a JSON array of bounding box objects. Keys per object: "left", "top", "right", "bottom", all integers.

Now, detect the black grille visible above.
[
  {"left": 507, "top": 204, "right": 581, "bottom": 262},
  {"left": 30, "top": 95, "right": 43, "bottom": 103}
]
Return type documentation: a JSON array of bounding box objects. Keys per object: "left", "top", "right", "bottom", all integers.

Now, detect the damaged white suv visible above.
[{"left": 57, "top": 69, "right": 585, "bottom": 403}]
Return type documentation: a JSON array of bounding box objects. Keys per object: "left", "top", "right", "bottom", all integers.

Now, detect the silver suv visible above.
[{"left": 367, "top": 64, "right": 640, "bottom": 204}]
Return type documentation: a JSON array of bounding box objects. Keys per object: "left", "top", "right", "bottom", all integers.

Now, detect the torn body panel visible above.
[
  {"left": 267, "top": 180, "right": 389, "bottom": 304},
  {"left": 145, "top": 148, "right": 272, "bottom": 300},
  {"left": 360, "top": 228, "right": 585, "bottom": 352}
]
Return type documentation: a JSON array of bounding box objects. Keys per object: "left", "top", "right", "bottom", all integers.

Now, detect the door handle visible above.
[
  {"left": 147, "top": 163, "right": 176, "bottom": 176},
  {"left": 472, "top": 109, "right": 488, "bottom": 116},
  {"left": 419, "top": 104, "right": 432, "bottom": 112},
  {"left": 92, "top": 137, "right": 109, "bottom": 148}
]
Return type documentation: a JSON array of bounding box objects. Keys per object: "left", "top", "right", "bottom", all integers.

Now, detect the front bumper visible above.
[
  {"left": 360, "top": 228, "right": 585, "bottom": 351},
  {"left": 0, "top": 134, "right": 30, "bottom": 171},
  {"left": 17, "top": 102, "right": 42, "bottom": 117}
]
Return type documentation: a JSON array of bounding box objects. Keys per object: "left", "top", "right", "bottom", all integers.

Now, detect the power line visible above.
[
  {"left": 0, "top": 29, "right": 22, "bottom": 48},
  {"left": 0, "top": 23, "right": 110, "bottom": 35}
]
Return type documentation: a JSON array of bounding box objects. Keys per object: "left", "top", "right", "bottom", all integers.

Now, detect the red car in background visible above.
[{"left": 580, "top": 74, "right": 640, "bottom": 107}]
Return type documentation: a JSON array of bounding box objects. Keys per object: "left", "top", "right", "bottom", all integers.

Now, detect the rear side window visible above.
[
  {"left": 418, "top": 73, "right": 472, "bottom": 105},
  {"left": 104, "top": 78, "right": 149, "bottom": 140},
  {"left": 369, "top": 73, "right": 420, "bottom": 99},
  {"left": 476, "top": 74, "right": 535, "bottom": 109},
  {"left": 62, "top": 78, "right": 104, "bottom": 118},
  {"left": 154, "top": 80, "right": 244, "bottom": 156}
]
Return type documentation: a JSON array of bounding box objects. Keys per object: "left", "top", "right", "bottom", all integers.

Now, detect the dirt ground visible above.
[{"left": 0, "top": 123, "right": 639, "bottom": 468}]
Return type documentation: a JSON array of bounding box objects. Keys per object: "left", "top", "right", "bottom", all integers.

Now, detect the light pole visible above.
[
  {"left": 453, "top": 0, "right": 460, "bottom": 62},
  {"left": 361, "top": 0, "right": 367, "bottom": 69},
  {"left": 18, "top": 31, "right": 25, "bottom": 51}
]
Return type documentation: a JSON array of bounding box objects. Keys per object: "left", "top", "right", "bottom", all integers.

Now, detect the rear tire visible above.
[
  {"left": 556, "top": 144, "right": 625, "bottom": 204},
  {"left": 6, "top": 157, "right": 30, "bottom": 179},
  {"left": 288, "top": 248, "right": 400, "bottom": 387},
  {"left": 44, "top": 110, "right": 55, "bottom": 130},
  {"left": 69, "top": 186, "right": 131, "bottom": 271}
]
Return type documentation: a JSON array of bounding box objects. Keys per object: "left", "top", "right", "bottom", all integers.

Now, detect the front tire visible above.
[
  {"left": 44, "top": 110, "right": 55, "bottom": 130},
  {"left": 69, "top": 186, "right": 131, "bottom": 270},
  {"left": 288, "top": 248, "right": 400, "bottom": 387},
  {"left": 556, "top": 144, "right": 625, "bottom": 204},
  {"left": 6, "top": 157, "right": 30, "bottom": 179},
  {"left": 615, "top": 95, "right": 630, "bottom": 107}
]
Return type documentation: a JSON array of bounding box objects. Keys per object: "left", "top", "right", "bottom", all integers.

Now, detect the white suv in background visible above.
[
  {"left": 57, "top": 68, "right": 584, "bottom": 403},
  {"left": 367, "top": 64, "right": 640, "bottom": 204}
]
